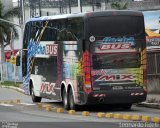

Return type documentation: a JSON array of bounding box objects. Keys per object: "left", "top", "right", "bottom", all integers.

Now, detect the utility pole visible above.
[
  {"left": 39, "top": 0, "right": 41, "bottom": 16},
  {"left": 68, "top": 0, "right": 71, "bottom": 13},
  {"left": 78, "top": 0, "right": 81, "bottom": 12},
  {"left": 18, "top": 0, "right": 25, "bottom": 24},
  {"left": 92, "top": 0, "right": 94, "bottom": 11}
]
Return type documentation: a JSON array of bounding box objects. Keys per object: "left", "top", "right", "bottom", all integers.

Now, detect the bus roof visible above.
[
  {"left": 27, "top": 10, "right": 143, "bottom": 23},
  {"left": 27, "top": 13, "right": 85, "bottom": 23}
]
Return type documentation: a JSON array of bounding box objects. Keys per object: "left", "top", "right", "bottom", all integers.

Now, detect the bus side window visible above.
[
  {"left": 57, "top": 20, "right": 67, "bottom": 41},
  {"left": 67, "top": 18, "right": 84, "bottom": 41}
]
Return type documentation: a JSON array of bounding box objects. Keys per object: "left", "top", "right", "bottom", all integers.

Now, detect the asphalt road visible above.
[{"left": 0, "top": 87, "right": 160, "bottom": 128}]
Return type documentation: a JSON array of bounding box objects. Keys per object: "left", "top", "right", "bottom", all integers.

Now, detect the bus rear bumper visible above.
[{"left": 78, "top": 90, "right": 147, "bottom": 105}]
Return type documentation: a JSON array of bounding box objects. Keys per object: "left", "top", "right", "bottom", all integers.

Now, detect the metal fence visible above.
[
  {"left": 21, "top": 0, "right": 160, "bottom": 18},
  {"left": 147, "top": 52, "right": 160, "bottom": 76},
  {"left": 147, "top": 52, "right": 160, "bottom": 93}
]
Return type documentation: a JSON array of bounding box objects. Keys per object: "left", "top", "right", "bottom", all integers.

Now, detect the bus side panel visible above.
[
  {"left": 30, "top": 41, "right": 59, "bottom": 100},
  {"left": 61, "top": 40, "right": 84, "bottom": 104}
]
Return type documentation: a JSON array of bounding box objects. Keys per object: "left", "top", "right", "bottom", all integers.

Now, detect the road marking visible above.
[
  {"left": 0, "top": 103, "right": 13, "bottom": 106},
  {"left": 0, "top": 102, "right": 36, "bottom": 106},
  {"left": 19, "top": 102, "right": 36, "bottom": 106}
]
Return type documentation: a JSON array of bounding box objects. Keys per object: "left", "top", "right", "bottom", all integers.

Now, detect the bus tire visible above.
[
  {"left": 62, "top": 89, "right": 69, "bottom": 110},
  {"left": 69, "top": 89, "right": 78, "bottom": 110},
  {"left": 31, "top": 85, "right": 42, "bottom": 103}
]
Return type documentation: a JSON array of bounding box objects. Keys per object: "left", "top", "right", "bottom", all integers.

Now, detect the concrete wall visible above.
[{"left": 129, "top": 0, "right": 160, "bottom": 11}]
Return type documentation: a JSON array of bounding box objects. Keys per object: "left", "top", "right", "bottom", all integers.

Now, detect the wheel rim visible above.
[{"left": 63, "top": 90, "right": 67, "bottom": 107}]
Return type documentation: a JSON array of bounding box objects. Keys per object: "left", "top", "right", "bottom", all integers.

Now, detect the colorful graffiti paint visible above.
[
  {"left": 63, "top": 41, "right": 82, "bottom": 79},
  {"left": 3, "top": 50, "right": 22, "bottom": 82},
  {"left": 3, "top": 62, "right": 22, "bottom": 82}
]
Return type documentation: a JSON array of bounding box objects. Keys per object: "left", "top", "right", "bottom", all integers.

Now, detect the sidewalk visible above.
[
  {"left": 137, "top": 93, "right": 160, "bottom": 109},
  {"left": 147, "top": 94, "right": 160, "bottom": 103}
]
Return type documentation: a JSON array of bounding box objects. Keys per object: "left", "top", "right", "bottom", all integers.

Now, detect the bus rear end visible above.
[{"left": 83, "top": 11, "right": 147, "bottom": 108}]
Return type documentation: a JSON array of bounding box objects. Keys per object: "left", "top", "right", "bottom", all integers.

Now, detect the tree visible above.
[
  {"left": 0, "top": 0, "right": 20, "bottom": 82},
  {"left": 111, "top": 1, "right": 128, "bottom": 10}
]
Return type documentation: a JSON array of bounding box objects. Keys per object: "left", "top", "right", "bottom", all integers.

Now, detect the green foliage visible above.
[
  {"left": 111, "top": 2, "right": 128, "bottom": 10},
  {"left": 0, "top": 0, "right": 20, "bottom": 46},
  {"left": 0, "top": 81, "right": 22, "bottom": 87},
  {"left": 3, "top": 7, "right": 21, "bottom": 19}
]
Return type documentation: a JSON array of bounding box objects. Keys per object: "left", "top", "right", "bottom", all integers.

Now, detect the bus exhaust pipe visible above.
[{"left": 99, "top": 98, "right": 104, "bottom": 103}]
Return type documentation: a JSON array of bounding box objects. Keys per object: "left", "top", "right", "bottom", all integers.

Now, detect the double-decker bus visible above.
[{"left": 21, "top": 11, "right": 147, "bottom": 110}]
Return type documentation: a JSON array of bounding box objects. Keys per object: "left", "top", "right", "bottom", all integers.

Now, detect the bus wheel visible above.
[
  {"left": 69, "top": 89, "right": 77, "bottom": 110},
  {"left": 31, "top": 86, "right": 42, "bottom": 103},
  {"left": 62, "top": 89, "right": 69, "bottom": 110}
]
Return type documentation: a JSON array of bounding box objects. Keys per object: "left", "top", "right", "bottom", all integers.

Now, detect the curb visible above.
[
  {"left": 1, "top": 85, "right": 24, "bottom": 94},
  {"left": 36, "top": 103, "right": 160, "bottom": 124},
  {"left": 1, "top": 99, "right": 159, "bottom": 124},
  {"left": 0, "top": 99, "right": 21, "bottom": 104},
  {"left": 137, "top": 102, "right": 160, "bottom": 109}
]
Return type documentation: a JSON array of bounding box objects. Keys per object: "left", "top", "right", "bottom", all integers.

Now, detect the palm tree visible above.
[
  {"left": 111, "top": 1, "right": 128, "bottom": 10},
  {"left": 0, "top": 0, "right": 20, "bottom": 82}
]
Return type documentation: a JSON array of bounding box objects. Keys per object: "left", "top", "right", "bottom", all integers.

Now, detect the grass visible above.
[{"left": 0, "top": 81, "right": 22, "bottom": 88}]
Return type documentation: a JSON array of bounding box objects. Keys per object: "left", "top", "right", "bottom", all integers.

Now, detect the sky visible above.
[{"left": 12, "top": 0, "right": 18, "bottom": 2}]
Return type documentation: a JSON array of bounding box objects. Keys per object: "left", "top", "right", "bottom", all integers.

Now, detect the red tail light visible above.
[
  {"left": 87, "top": 12, "right": 93, "bottom": 16},
  {"left": 85, "top": 74, "right": 91, "bottom": 88},
  {"left": 82, "top": 51, "right": 92, "bottom": 94}
]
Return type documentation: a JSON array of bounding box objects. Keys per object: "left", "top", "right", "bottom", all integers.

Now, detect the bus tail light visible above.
[
  {"left": 85, "top": 74, "right": 91, "bottom": 88},
  {"left": 87, "top": 12, "right": 93, "bottom": 16},
  {"left": 82, "top": 51, "right": 92, "bottom": 94},
  {"left": 85, "top": 74, "right": 91, "bottom": 81}
]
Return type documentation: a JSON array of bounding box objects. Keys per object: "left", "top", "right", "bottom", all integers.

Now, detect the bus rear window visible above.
[
  {"left": 92, "top": 53, "right": 141, "bottom": 69},
  {"left": 88, "top": 16, "right": 144, "bottom": 37}
]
